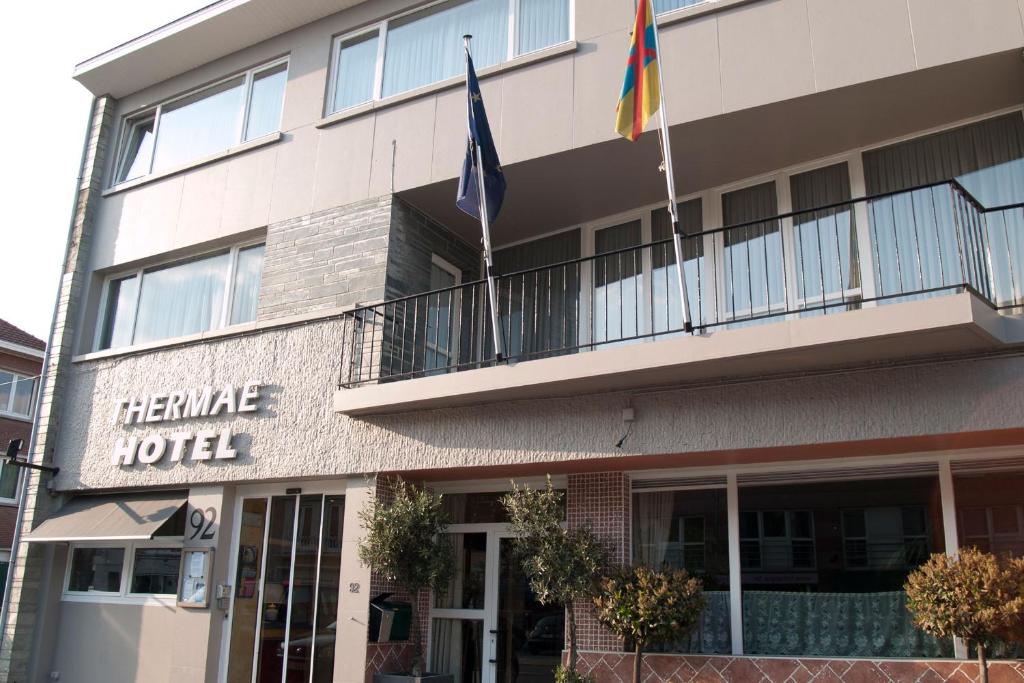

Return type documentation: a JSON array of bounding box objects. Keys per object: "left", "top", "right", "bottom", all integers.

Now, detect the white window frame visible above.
[
  {"left": 959, "top": 504, "right": 1024, "bottom": 554},
  {"left": 0, "top": 369, "right": 36, "bottom": 420},
  {"left": 93, "top": 238, "right": 266, "bottom": 353},
  {"left": 111, "top": 56, "right": 289, "bottom": 186},
  {"left": 840, "top": 506, "right": 931, "bottom": 571},
  {"left": 324, "top": 0, "right": 575, "bottom": 115},
  {"left": 425, "top": 254, "right": 464, "bottom": 372},
  {"left": 62, "top": 539, "right": 183, "bottom": 605},
  {"left": 739, "top": 509, "right": 816, "bottom": 572}
]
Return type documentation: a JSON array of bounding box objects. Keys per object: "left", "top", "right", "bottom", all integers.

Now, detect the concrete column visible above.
[
  {"left": 334, "top": 476, "right": 374, "bottom": 683},
  {"left": 0, "top": 93, "right": 116, "bottom": 683},
  {"left": 726, "top": 472, "right": 743, "bottom": 656},
  {"left": 938, "top": 458, "right": 968, "bottom": 659}
]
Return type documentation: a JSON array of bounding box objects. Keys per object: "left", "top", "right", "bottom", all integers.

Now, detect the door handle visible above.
[{"left": 488, "top": 659, "right": 498, "bottom": 664}]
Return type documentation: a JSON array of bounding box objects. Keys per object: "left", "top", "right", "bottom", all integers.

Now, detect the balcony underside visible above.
[{"left": 335, "top": 291, "right": 1019, "bottom": 415}]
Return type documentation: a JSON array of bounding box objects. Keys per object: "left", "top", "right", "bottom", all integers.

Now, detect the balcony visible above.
[{"left": 335, "top": 180, "right": 1023, "bottom": 415}]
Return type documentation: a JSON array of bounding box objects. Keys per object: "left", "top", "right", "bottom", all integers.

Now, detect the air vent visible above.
[
  {"left": 951, "top": 455, "right": 1024, "bottom": 474},
  {"left": 738, "top": 462, "right": 938, "bottom": 486},
  {"left": 632, "top": 475, "right": 727, "bottom": 490}
]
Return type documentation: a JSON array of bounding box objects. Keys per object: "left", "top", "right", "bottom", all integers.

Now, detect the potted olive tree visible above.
[
  {"left": 360, "top": 477, "right": 454, "bottom": 683},
  {"left": 501, "top": 477, "right": 607, "bottom": 682},
  {"left": 905, "top": 548, "right": 1024, "bottom": 683},
  {"left": 593, "top": 566, "right": 706, "bottom": 683}
]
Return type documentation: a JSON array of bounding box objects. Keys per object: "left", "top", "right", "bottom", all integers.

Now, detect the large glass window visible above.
[
  {"left": 739, "top": 477, "right": 950, "bottom": 658},
  {"left": 632, "top": 489, "right": 731, "bottom": 654},
  {"left": 721, "top": 182, "right": 785, "bottom": 321},
  {"left": 326, "top": 0, "right": 572, "bottom": 113},
  {"left": 863, "top": 113, "right": 1024, "bottom": 307},
  {"left": 98, "top": 243, "right": 264, "bottom": 351},
  {"left": 655, "top": 0, "right": 708, "bottom": 13},
  {"left": 0, "top": 370, "right": 35, "bottom": 418},
  {"left": 114, "top": 59, "right": 288, "bottom": 184},
  {"left": 0, "top": 462, "right": 18, "bottom": 501}
]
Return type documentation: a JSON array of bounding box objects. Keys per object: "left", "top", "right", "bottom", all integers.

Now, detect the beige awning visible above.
[{"left": 25, "top": 491, "right": 187, "bottom": 542}]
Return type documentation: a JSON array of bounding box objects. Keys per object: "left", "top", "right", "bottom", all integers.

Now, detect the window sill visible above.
[
  {"left": 101, "top": 131, "right": 284, "bottom": 197},
  {"left": 316, "top": 40, "right": 579, "bottom": 129},
  {"left": 657, "top": 0, "right": 763, "bottom": 27},
  {"left": 0, "top": 411, "right": 31, "bottom": 423},
  {"left": 61, "top": 592, "right": 178, "bottom": 607}
]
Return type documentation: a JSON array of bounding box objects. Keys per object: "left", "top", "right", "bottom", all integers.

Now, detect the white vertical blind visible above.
[
  {"left": 245, "top": 63, "right": 288, "bottom": 141},
  {"left": 133, "top": 253, "right": 231, "bottom": 345},
  {"left": 382, "top": 0, "right": 509, "bottom": 98},
  {"left": 517, "top": 0, "right": 569, "bottom": 55},
  {"left": 151, "top": 77, "right": 246, "bottom": 172},
  {"left": 101, "top": 275, "right": 139, "bottom": 350},
  {"left": 230, "top": 245, "right": 266, "bottom": 325},
  {"left": 655, "top": 0, "right": 706, "bottom": 12},
  {"left": 333, "top": 32, "right": 379, "bottom": 111}
]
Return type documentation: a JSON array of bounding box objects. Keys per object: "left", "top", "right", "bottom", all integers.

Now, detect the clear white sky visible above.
[{"left": 0, "top": 1, "right": 210, "bottom": 341}]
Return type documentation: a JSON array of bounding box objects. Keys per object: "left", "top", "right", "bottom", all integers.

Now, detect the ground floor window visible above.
[
  {"left": 738, "top": 477, "right": 949, "bottom": 658},
  {"left": 631, "top": 474, "right": 956, "bottom": 659}
]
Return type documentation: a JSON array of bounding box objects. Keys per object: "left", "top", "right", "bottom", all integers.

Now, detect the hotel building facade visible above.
[{"left": 3, "top": 0, "right": 1024, "bottom": 681}]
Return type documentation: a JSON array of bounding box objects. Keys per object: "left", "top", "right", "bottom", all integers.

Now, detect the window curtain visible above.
[
  {"left": 654, "top": 0, "right": 707, "bottom": 13},
  {"left": 721, "top": 182, "right": 785, "bottom": 320},
  {"left": 491, "top": 229, "right": 581, "bottom": 359},
  {"left": 244, "top": 64, "right": 287, "bottom": 141},
  {"left": 863, "top": 113, "right": 1024, "bottom": 306},
  {"left": 648, "top": 590, "right": 731, "bottom": 655},
  {"left": 133, "top": 253, "right": 230, "bottom": 345},
  {"left": 333, "top": 33, "right": 378, "bottom": 111},
  {"left": 382, "top": 0, "right": 508, "bottom": 98},
  {"left": 517, "top": 0, "right": 569, "bottom": 55},
  {"left": 741, "top": 591, "right": 950, "bottom": 658},
  {"left": 593, "top": 221, "right": 643, "bottom": 343},
  {"left": 633, "top": 492, "right": 675, "bottom": 567},
  {"left": 652, "top": 200, "right": 704, "bottom": 330},
  {"left": 790, "top": 163, "right": 860, "bottom": 312},
  {"left": 230, "top": 245, "right": 265, "bottom": 325},
  {"left": 152, "top": 78, "right": 246, "bottom": 171}
]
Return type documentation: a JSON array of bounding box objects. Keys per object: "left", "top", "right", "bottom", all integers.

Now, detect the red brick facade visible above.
[{"left": 571, "top": 651, "right": 1024, "bottom": 682}]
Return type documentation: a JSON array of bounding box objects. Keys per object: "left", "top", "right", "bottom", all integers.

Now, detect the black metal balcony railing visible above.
[{"left": 339, "top": 180, "right": 1023, "bottom": 388}]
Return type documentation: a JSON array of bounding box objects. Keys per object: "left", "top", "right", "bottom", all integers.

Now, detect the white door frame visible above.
[{"left": 218, "top": 480, "right": 348, "bottom": 683}]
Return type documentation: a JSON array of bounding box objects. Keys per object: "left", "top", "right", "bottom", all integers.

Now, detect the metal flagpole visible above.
[
  {"left": 464, "top": 35, "right": 506, "bottom": 361},
  {"left": 649, "top": 9, "right": 694, "bottom": 333}
]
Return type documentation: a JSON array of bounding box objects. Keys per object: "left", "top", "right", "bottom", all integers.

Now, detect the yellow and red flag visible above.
[{"left": 615, "top": 0, "right": 661, "bottom": 141}]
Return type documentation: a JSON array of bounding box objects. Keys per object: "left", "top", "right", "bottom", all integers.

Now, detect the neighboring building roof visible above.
[
  {"left": 73, "top": 0, "right": 364, "bottom": 98},
  {"left": 0, "top": 319, "right": 45, "bottom": 353}
]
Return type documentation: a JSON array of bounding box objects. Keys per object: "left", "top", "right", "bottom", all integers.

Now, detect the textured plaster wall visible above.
[{"left": 51, "top": 313, "right": 1024, "bottom": 492}]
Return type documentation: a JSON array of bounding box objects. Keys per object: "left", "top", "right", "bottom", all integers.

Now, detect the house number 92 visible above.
[{"left": 349, "top": 583, "right": 360, "bottom": 593}]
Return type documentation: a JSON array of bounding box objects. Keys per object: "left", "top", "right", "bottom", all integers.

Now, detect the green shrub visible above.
[
  {"left": 554, "top": 664, "right": 597, "bottom": 683},
  {"left": 359, "top": 477, "right": 453, "bottom": 677},
  {"left": 593, "top": 565, "right": 705, "bottom": 683},
  {"left": 502, "top": 477, "right": 607, "bottom": 676},
  {"left": 905, "top": 548, "right": 1021, "bottom": 683}
]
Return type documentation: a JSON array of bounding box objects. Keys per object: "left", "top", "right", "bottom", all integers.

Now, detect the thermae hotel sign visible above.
[{"left": 110, "top": 382, "right": 262, "bottom": 467}]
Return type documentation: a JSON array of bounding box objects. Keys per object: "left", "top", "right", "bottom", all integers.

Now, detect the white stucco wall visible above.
[{"left": 53, "top": 314, "right": 1024, "bottom": 492}]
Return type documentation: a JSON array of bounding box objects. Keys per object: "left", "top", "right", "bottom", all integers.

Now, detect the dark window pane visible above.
[
  {"left": 130, "top": 548, "right": 181, "bottom": 594},
  {"left": 762, "top": 511, "right": 786, "bottom": 538},
  {"left": 69, "top": 547, "right": 124, "bottom": 592}
]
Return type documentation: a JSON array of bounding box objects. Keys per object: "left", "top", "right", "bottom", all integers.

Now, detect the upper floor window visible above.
[
  {"left": 0, "top": 370, "right": 35, "bottom": 419},
  {"left": 114, "top": 59, "right": 288, "bottom": 184},
  {"left": 654, "top": 0, "right": 707, "bottom": 13},
  {"left": 327, "top": 0, "right": 571, "bottom": 114},
  {"left": 97, "top": 242, "right": 265, "bottom": 351}
]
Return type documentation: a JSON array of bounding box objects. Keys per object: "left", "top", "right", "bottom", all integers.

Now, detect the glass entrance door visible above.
[
  {"left": 226, "top": 493, "right": 345, "bottom": 683},
  {"left": 430, "top": 530, "right": 563, "bottom": 683}
]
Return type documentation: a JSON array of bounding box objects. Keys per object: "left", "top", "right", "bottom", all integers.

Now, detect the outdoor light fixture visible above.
[{"left": 5, "top": 438, "right": 59, "bottom": 475}]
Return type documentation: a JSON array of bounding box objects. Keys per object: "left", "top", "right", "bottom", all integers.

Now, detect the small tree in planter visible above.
[
  {"left": 501, "top": 477, "right": 607, "bottom": 682},
  {"left": 994, "top": 555, "right": 1024, "bottom": 647},
  {"left": 359, "top": 477, "right": 454, "bottom": 681},
  {"left": 593, "top": 566, "right": 706, "bottom": 683},
  {"left": 904, "top": 548, "right": 1019, "bottom": 683}
]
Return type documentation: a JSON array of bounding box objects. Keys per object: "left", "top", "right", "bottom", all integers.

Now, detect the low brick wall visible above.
[{"left": 571, "top": 651, "right": 1024, "bottom": 682}]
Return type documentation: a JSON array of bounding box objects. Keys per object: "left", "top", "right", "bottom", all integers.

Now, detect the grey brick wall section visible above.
[
  {"left": 0, "top": 95, "right": 115, "bottom": 681},
  {"left": 385, "top": 197, "right": 480, "bottom": 300},
  {"left": 257, "top": 196, "right": 394, "bottom": 320}
]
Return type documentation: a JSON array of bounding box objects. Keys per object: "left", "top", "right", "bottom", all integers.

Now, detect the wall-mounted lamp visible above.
[
  {"left": 614, "top": 407, "right": 635, "bottom": 449},
  {"left": 5, "top": 439, "right": 59, "bottom": 475}
]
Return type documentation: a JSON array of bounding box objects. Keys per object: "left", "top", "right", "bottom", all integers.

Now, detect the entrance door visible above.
[
  {"left": 225, "top": 492, "right": 345, "bottom": 683},
  {"left": 429, "top": 529, "right": 563, "bottom": 683}
]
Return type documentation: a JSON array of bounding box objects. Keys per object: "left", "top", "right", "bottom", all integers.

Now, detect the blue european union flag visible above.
[{"left": 456, "top": 51, "right": 506, "bottom": 223}]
